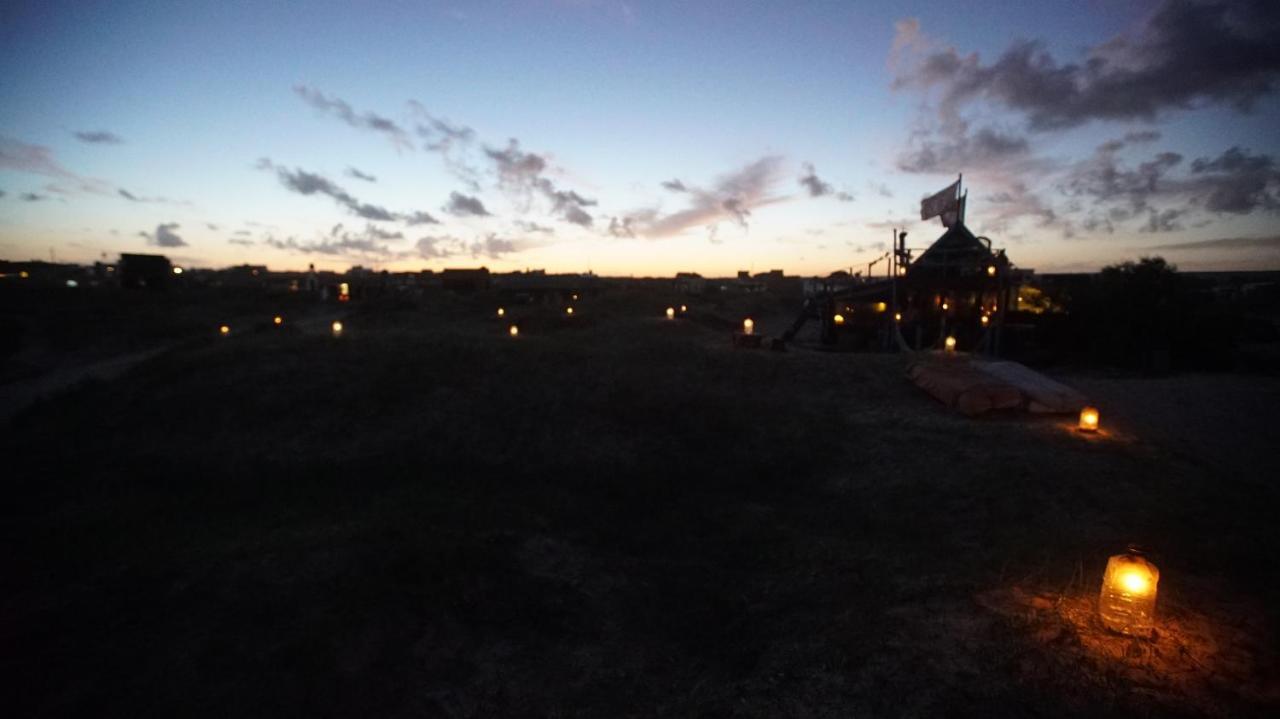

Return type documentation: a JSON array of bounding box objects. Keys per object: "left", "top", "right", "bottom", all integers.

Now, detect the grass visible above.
[{"left": 3, "top": 287, "right": 1278, "bottom": 717}]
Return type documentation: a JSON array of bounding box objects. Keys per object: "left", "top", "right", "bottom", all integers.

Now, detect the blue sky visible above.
[{"left": 2, "top": 0, "right": 1278, "bottom": 275}]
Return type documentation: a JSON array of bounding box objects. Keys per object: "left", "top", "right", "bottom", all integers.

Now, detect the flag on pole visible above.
[{"left": 920, "top": 179, "right": 961, "bottom": 223}]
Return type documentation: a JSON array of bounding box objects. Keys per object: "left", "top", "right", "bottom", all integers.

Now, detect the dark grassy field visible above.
[{"left": 3, "top": 286, "right": 1279, "bottom": 717}]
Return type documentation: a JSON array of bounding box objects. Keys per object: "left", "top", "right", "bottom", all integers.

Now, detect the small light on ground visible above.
[
  {"left": 273, "top": 316, "right": 283, "bottom": 325},
  {"left": 66, "top": 279, "right": 78, "bottom": 288},
  {"left": 509, "top": 324, "right": 519, "bottom": 337},
  {"left": 942, "top": 302, "right": 949, "bottom": 311},
  {"left": 666, "top": 307, "right": 675, "bottom": 320},
  {"left": 331, "top": 321, "right": 344, "bottom": 336},
  {"left": 1100, "top": 548, "right": 1159, "bottom": 636},
  {"left": 833, "top": 313, "right": 845, "bottom": 325},
  {"left": 944, "top": 336, "right": 957, "bottom": 352},
  {"left": 172, "top": 266, "right": 184, "bottom": 275},
  {"left": 875, "top": 301, "right": 887, "bottom": 313},
  {"left": 219, "top": 325, "right": 230, "bottom": 336},
  {"left": 987, "top": 265, "right": 996, "bottom": 276},
  {"left": 497, "top": 307, "right": 505, "bottom": 317},
  {"left": 1078, "top": 406, "right": 1100, "bottom": 432},
  {"left": 680, "top": 304, "right": 687, "bottom": 313},
  {"left": 981, "top": 315, "right": 990, "bottom": 326},
  {"left": 894, "top": 312, "right": 902, "bottom": 322},
  {"left": 743, "top": 318, "right": 754, "bottom": 335},
  {"left": 566, "top": 306, "right": 574, "bottom": 316}
]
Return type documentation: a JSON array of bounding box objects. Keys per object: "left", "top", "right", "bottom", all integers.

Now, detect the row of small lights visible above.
[{"left": 219, "top": 317, "right": 344, "bottom": 337}]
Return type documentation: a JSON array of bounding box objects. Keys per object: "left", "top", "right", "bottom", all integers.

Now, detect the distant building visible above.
[
  {"left": 119, "top": 253, "right": 172, "bottom": 289},
  {"left": 674, "top": 272, "right": 706, "bottom": 295},
  {"left": 441, "top": 267, "right": 491, "bottom": 293}
]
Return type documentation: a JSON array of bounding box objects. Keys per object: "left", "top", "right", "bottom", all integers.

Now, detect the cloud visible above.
[
  {"left": 1062, "top": 141, "right": 1280, "bottom": 229},
  {"left": 484, "top": 138, "right": 596, "bottom": 227},
  {"left": 443, "top": 190, "right": 491, "bottom": 217},
  {"left": 262, "top": 223, "right": 408, "bottom": 259},
  {"left": 1144, "top": 234, "right": 1280, "bottom": 251},
  {"left": 294, "top": 85, "right": 412, "bottom": 151},
  {"left": 468, "top": 233, "right": 517, "bottom": 259},
  {"left": 258, "top": 159, "right": 436, "bottom": 223},
  {"left": 205, "top": 223, "right": 219, "bottom": 231},
  {"left": 622, "top": 155, "right": 787, "bottom": 238},
  {"left": 869, "top": 182, "right": 894, "bottom": 198},
  {"left": 0, "top": 190, "right": 5, "bottom": 198},
  {"left": 897, "top": 125, "right": 1033, "bottom": 174},
  {"left": 607, "top": 216, "right": 635, "bottom": 237},
  {"left": 415, "top": 232, "right": 523, "bottom": 260},
  {"left": 661, "top": 179, "right": 688, "bottom": 192},
  {"left": 228, "top": 237, "right": 256, "bottom": 246},
  {"left": 140, "top": 222, "right": 187, "bottom": 247},
  {"left": 415, "top": 235, "right": 458, "bottom": 259},
  {"left": 798, "top": 163, "right": 834, "bottom": 197},
  {"left": 515, "top": 220, "right": 554, "bottom": 234},
  {"left": 0, "top": 135, "right": 113, "bottom": 195},
  {"left": 892, "top": 2, "right": 1280, "bottom": 131},
  {"left": 405, "top": 210, "right": 440, "bottom": 225},
  {"left": 345, "top": 166, "right": 377, "bottom": 182},
  {"left": 20, "top": 192, "right": 46, "bottom": 202},
  {"left": 74, "top": 130, "right": 124, "bottom": 145},
  {"left": 409, "top": 101, "right": 481, "bottom": 189}
]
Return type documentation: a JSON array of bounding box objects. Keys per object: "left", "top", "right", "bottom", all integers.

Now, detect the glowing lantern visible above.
[
  {"left": 944, "top": 336, "right": 957, "bottom": 352},
  {"left": 986, "top": 265, "right": 996, "bottom": 277},
  {"left": 509, "top": 324, "right": 519, "bottom": 337},
  {"left": 680, "top": 304, "right": 688, "bottom": 313},
  {"left": 743, "top": 318, "right": 755, "bottom": 335},
  {"left": 273, "top": 316, "right": 283, "bottom": 326},
  {"left": 1099, "top": 549, "right": 1159, "bottom": 636},
  {"left": 666, "top": 307, "right": 675, "bottom": 320},
  {"left": 66, "top": 279, "right": 79, "bottom": 288},
  {"left": 338, "top": 282, "right": 350, "bottom": 302},
  {"left": 572, "top": 294, "right": 579, "bottom": 301},
  {"left": 173, "top": 266, "right": 184, "bottom": 275},
  {"left": 833, "top": 313, "right": 845, "bottom": 325},
  {"left": 1078, "top": 406, "right": 1100, "bottom": 433},
  {"left": 566, "top": 306, "right": 574, "bottom": 316},
  {"left": 980, "top": 315, "right": 990, "bottom": 326},
  {"left": 894, "top": 312, "right": 902, "bottom": 322},
  {"left": 875, "top": 302, "right": 887, "bottom": 313},
  {"left": 219, "top": 325, "right": 230, "bottom": 336},
  {"left": 331, "top": 320, "right": 344, "bottom": 336},
  {"left": 941, "top": 302, "right": 949, "bottom": 311},
  {"left": 497, "top": 307, "right": 505, "bottom": 317}
]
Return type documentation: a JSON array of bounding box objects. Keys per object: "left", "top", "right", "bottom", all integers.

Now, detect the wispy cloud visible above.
[
  {"left": 73, "top": 130, "right": 124, "bottom": 145},
  {"left": 0, "top": 135, "right": 113, "bottom": 195},
  {"left": 294, "top": 85, "right": 413, "bottom": 151},
  {"left": 257, "top": 158, "right": 437, "bottom": 223},
  {"left": 484, "top": 139, "right": 597, "bottom": 227},
  {"left": 345, "top": 166, "right": 377, "bottom": 182},
  {"left": 620, "top": 156, "right": 788, "bottom": 239},
  {"left": 1145, "top": 235, "right": 1280, "bottom": 251}
]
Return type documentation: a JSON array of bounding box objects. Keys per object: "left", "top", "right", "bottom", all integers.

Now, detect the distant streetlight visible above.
[
  {"left": 172, "top": 266, "right": 184, "bottom": 275},
  {"left": 509, "top": 324, "right": 519, "bottom": 337},
  {"left": 497, "top": 307, "right": 505, "bottom": 317},
  {"left": 833, "top": 313, "right": 845, "bottom": 325}
]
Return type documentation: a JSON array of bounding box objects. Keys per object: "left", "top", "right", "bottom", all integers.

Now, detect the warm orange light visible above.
[
  {"left": 980, "top": 315, "right": 990, "bottom": 326},
  {"left": 894, "top": 312, "right": 902, "bottom": 322},
  {"left": 666, "top": 307, "right": 675, "bottom": 320},
  {"left": 986, "top": 265, "right": 996, "bottom": 277},
  {"left": 833, "top": 313, "right": 845, "bottom": 325},
  {"left": 566, "top": 306, "right": 574, "bottom": 316},
  {"left": 219, "top": 325, "right": 230, "bottom": 336},
  {"left": 497, "top": 307, "right": 505, "bottom": 317},
  {"left": 941, "top": 302, "right": 949, "bottom": 311},
  {"left": 339, "top": 282, "right": 349, "bottom": 296},
  {"left": 1078, "top": 406, "right": 1100, "bottom": 432},
  {"left": 20, "top": 271, "right": 30, "bottom": 279},
  {"left": 1100, "top": 550, "right": 1159, "bottom": 636},
  {"left": 743, "top": 318, "right": 754, "bottom": 335},
  {"left": 509, "top": 324, "right": 519, "bottom": 337},
  {"left": 173, "top": 266, "right": 184, "bottom": 275},
  {"left": 273, "top": 316, "right": 283, "bottom": 325},
  {"left": 944, "top": 336, "right": 957, "bottom": 352},
  {"left": 680, "top": 304, "right": 687, "bottom": 313},
  {"left": 875, "top": 301, "right": 887, "bottom": 313},
  {"left": 331, "top": 321, "right": 344, "bottom": 335}
]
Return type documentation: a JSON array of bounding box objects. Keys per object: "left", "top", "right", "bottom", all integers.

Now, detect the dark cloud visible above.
[
  {"left": 20, "top": 192, "right": 46, "bottom": 202},
  {"left": 484, "top": 139, "right": 596, "bottom": 227},
  {"left": 661, "top": 179, "right": 689, "bottom": 192},
  {"left": 74, "top": 130, "right": 124, "bottom": 145},
  {"left": 1062, "top": 141, "right": 1280, "bottom": 228},
  {"left": 897, "top": 125, "right": 1031, "bottom": 174},
  {"left": 258, "top": 159, "right": 434, "bottom": 223},
  {"left": 443, "top": 191, "right": 491, "bottom": 217},
  {"left": 415, "top": 235, "right": 459, "bottom": 259},
  {"left": 607, "top": 216, "right": 635, "bottom": 238},
  {"left": 263, "top": 224, "right": 406, "bottom": 259},
  {"left": 621, "top": 156, "right": 787, "bottom": 238},
  {"left": 893, "top": 2, "right": 1280, "bottom": 131},
  {"left": 469, "top": 233, "right": 517, "bottom": 259},
  {"left": 140, "top": 222, "right": 187, "bottom": 247},
  {"left": 1144, "top": 234, "right": 1280, "bottom": 251},
  {"left": 345, "top": 166, "right": 377, "bottom": 182},
  {"left": 118, "top": 189, "right": 140, "bottom": 201},
  {"left": 405, "top": 210, "right": 440, "bottom": 225},
  {"left": 798, "top": 163, "right": 834, "bottom": 197},
  {"left": 294, "top": 85, "right": 412, "bottom": 151}
]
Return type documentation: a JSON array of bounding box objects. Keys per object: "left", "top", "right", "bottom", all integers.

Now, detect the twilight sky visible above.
[{"left": 2, "top": 0, "right": 1279, "bottom": 275}]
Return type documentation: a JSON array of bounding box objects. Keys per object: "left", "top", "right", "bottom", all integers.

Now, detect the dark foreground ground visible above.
[{"left": 3, "top": 286, "right": 1279, "bottom": 717}]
